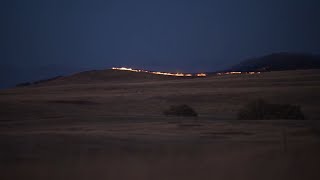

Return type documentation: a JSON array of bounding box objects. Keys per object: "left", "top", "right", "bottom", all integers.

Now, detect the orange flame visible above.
[
  {"left": 112, "top": 67, "right": 207, "bottom": 77},
  {"left": 196, "top": 73, "right": 207, "bottom": 77}
]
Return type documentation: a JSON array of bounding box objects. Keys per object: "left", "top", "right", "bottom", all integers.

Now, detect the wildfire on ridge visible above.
[
  {"left": 112, "top": 67, "right": 148, "bottom": 73},
  {"left": 216, "top": 71, "right": 261, "bottom": 75},
  {"left": 112, "top": 67, "right": 206, "bottom": 77}
]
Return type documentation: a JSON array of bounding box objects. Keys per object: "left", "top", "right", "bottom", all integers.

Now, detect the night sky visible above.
[{"left": 1, "top": 0, "right": 320, "bottom": 88}]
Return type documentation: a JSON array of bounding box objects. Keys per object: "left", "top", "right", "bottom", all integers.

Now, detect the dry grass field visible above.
[{"left": 0, "top": 69, "right": 320, "bottom": 180}]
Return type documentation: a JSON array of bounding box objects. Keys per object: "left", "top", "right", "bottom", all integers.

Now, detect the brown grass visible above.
[
  {"left": 0, "top": 69, "right": 320, "bottom": 180},
  {"left": 237, "top": 99, "right": 305, "bottom": 120},
  {"left": 1, "top": 69, "right": 320, "bottom": 120}
]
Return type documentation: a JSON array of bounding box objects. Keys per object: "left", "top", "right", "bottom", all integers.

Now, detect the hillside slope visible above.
[
  {"left": 2, "top": 69, "right": 320, "bottom": 120},
  {"left": 28, "top": 69, "right": 188, "bottom": 86}
]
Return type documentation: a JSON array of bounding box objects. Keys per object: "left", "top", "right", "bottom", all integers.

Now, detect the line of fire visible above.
[
  {"left": 112, "top": 67, "right": 261, "bottom": 77},
  {"left": 216, "top": 71, "right": 261, "bottom": 75},
  {"left": 112, "top": 67, "right": 207, "bottom": 77}
]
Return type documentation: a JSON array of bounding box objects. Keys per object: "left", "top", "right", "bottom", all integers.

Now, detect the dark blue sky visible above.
[{"left": 1, "top": 0, "right": 320, "bottom": 87}]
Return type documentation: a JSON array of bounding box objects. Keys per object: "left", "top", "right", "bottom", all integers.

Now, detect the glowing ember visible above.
[
  {"left": 226, "top": 72, "right": 242, "bottom": 75},
  {"left": 196, "top": 73, "right": 207, "bottom": 77},
  {"left": 112, "top": 67, "right": 207, "bottom": 77}
]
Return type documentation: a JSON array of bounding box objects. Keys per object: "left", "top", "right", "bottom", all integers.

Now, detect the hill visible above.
[
  {"left": 224, "top": 52, "right": 320, "bottom": 72},
  {"left": 17, "top": 69, "right": 187, "bottom": 87},
  {"left": 1, "top": 69, "right": 320, "bottom": 180},
  {"left": 2, "top": 69, "right": 320, "bottom": 120}
]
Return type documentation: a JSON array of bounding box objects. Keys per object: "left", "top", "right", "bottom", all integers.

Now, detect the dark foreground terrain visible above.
[{"left": 1, "top": 69, "right": 320, "bottom": 180}]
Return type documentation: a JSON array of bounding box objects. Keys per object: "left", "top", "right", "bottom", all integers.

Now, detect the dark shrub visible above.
[
  {"left": 164, "top": 104, "right": 198, "bottom": 117},
  {"left": 237, "top": 99, "right": 305, "bottom": 120}
]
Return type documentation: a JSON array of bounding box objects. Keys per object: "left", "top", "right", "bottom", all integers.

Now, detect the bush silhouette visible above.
[
  {"left": 237, "top": 99, "right": 305, "bottom": 120},
  {"left": 164, "top": 104, "right": 198, "bottom": 117}
]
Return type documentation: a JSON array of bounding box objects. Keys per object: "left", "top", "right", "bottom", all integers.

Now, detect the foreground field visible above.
[
  {"left": 0, "top": 69, "right": 320, "bottom": 179},
  {"left": 1, "top": 118, "right": 320, "bottom": 180}
]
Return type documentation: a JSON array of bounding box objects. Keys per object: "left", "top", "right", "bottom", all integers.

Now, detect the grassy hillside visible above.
[
  {"left": 1, "top": 69, "right": 320, "bottom": 180},
  {"left": 1, "top": 69, "right": 320, "bottom": 120},
  {"left": 35, "top": 69, "right": 186, "bottom": 86}
]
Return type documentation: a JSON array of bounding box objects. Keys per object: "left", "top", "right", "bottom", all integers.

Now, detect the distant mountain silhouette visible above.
[{"left": 224, "top": 52, "right": 320, "bottom": 72}]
